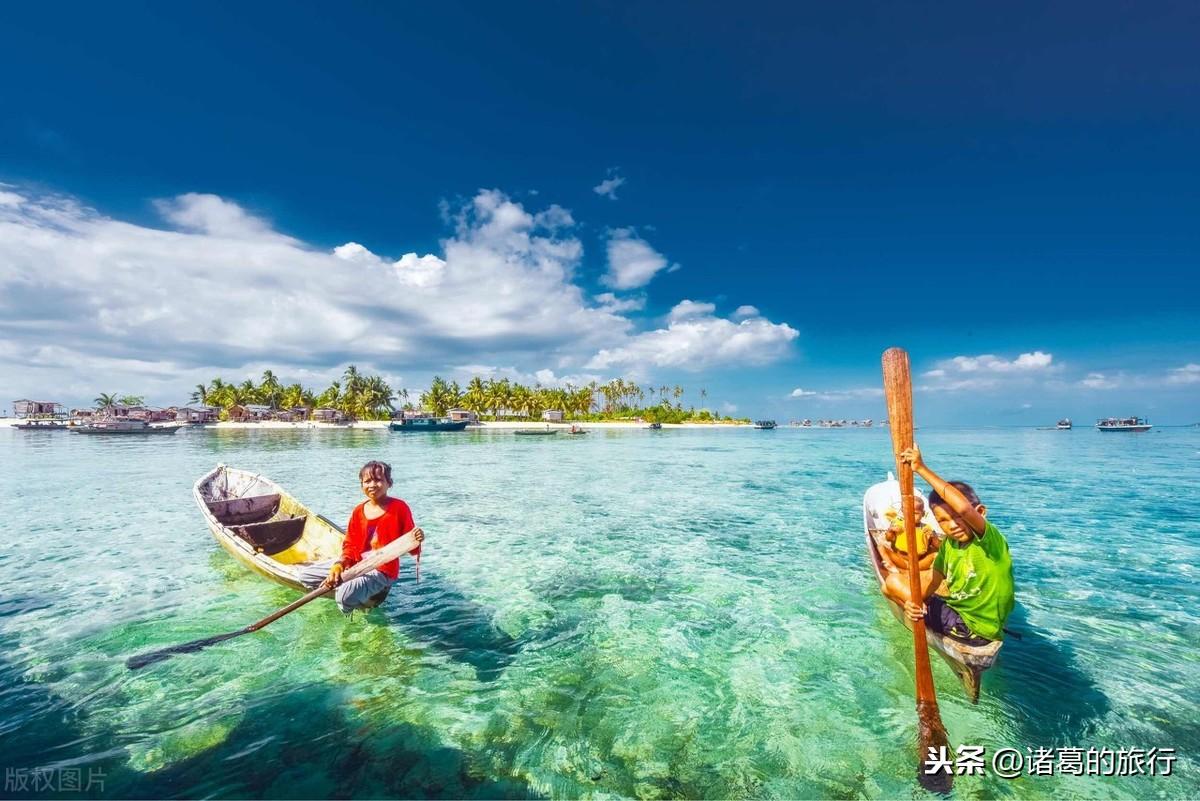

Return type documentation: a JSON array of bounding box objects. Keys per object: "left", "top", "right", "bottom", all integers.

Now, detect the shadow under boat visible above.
[
  {"left": 980, "top": 604, "right": 1111, "bottom": 744},
  {"left": 210, "top": 551, "right": 526, "bottom": 683}
]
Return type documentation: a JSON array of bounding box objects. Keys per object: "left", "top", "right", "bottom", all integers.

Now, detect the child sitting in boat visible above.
[
  {"left": 880, "top": 497, "right": 942, "bottom": 601},
  {"left": 881, "top": 496, "right": 939, "bottom": 569},
  {"left": 891, "top": 444, "right": 1015, "bottom": 645},
  {"left": 297, "top": 460, "right": 423, "bottom": 613}
]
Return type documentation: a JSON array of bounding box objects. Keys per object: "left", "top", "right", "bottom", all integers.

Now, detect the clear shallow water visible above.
[{"left": 1, "top": 425, "right": 1196, "bottom": 799}]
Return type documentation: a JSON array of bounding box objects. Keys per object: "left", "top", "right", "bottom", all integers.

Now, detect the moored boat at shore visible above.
[
  {"left": 515, "top": 427, "right": 558, "bottom": 436},
  {"left": 389, "top": 417, "right": 469, "bottom": 432},
  {"left": 193, "top": 464, "right": 345, "bottom": 591},
  {"left": 72, "top": 418, "right": 181, "bottom": 434},
  {"left": 862, "top": 475, "right": 1002, "bottom": 703},
  {"left": 1095, "top": 416, "right": 1151, "bottom": 432},
  {"left": 14, "top": 420, "right": 68, "bottom": 430}
]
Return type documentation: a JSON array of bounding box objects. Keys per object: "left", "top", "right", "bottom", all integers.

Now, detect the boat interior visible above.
[
  {"left": 200, "top": 467, "right": 345, "bottom": 567},
  {"left": 205, "top": 492, "right": 308, "bottom": 555}
]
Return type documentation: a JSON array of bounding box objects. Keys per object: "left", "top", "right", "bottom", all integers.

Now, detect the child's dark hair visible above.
[
  {"left": 359, "top": 460, "right": 393, "bottom": 485},
  {"left": 928, "top": 480, "right": 981, "bottom": 509}
]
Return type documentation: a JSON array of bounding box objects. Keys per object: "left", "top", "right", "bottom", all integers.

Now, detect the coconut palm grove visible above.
[{"left": 172, "top": 367, "right": 744, "bottom": 424}]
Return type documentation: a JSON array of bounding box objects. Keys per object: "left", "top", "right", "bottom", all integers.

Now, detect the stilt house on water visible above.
[{"left": 13, "top": 399, "right": 68, "bottom": 421}]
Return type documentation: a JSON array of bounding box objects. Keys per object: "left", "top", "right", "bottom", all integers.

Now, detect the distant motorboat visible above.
[
  {"left": 647, "top": 422, "right": 663, "bottom": 430},
  {"left": 72, "top": 418, "right": 180, "bottom": 434},
  {"left": 389, "top": 417, "right": 469, "bottom": 432},
  {"left": 1096, "top": 416, "right": 1151, "bottom": 432},
  {"left": 753, "top": 420, "right": 777, "bottom": 430},
  {"left": 1056, "top": 418, "right": 1072, "bottom": 430},
  {"left": 13, "top": 420, "right": 68, "bottom": 431}
]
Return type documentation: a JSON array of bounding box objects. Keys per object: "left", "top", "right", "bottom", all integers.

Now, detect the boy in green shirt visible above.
[{"left": 894, "top": 444, "right": 1015, "bottom": 644}]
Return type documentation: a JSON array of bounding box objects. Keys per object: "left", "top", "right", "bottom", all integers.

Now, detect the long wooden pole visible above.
[
  {"left": 882, "top": 348, "right": 952, "bottom": 793},
  {"left": 127, "top": 529, "right": 422, "bottom": 670}
]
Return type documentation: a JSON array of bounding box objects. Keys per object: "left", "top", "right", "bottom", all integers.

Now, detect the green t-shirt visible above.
[{"left": 932, "top": 520, "right": 1015, "bottom": 641}]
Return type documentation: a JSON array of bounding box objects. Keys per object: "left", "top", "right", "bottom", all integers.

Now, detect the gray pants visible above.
[{"left": 296, "top": 555, "right": 395, "bottom": 614}]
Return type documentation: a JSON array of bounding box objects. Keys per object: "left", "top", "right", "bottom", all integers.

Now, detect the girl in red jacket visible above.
[{"left": 298, "top": 460, "right": 423, "bottom": 613}]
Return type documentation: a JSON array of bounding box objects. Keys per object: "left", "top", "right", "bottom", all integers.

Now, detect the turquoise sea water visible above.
[{"left": 1, "top": 425, "right": 1196, "bottom": 799}]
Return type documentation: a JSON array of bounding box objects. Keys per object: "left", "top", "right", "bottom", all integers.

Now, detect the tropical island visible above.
[{"left": 88, "top": 367, "right": 750, "bottom": 425}]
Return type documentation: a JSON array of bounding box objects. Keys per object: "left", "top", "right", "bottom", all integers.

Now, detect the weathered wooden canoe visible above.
[
  {"left": 193, "top": 464, "right": 345, "bottom": 592},
  {"left": 863, "top": 474, "right": 1002, "bottom": 703}
]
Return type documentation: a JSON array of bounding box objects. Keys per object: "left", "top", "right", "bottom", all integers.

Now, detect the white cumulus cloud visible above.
[
  {"left": 592, "top": 172, "right": 626, "bottom": 200},
  {"left": 938, "top": 351, "right": 1054, "bottom": 373},
  {"left": 587, "top": 309, "right": 797, "bottom": 371},
  {"left": 790, "top": 387, "right": 883, "bottom": 401},
  {"left": 602, "top": 228, "right": 676, "bottom": 290},
  {"left": 1080, "top": 372, "right": 1120, "bottom": 390},
  {"left": 1166, "top": 363, "right": 1200, "bottom": 385},
  {"left": 668, "top": 299, "right": 716, "bottom": 322},
  {"left": 0, "top": 184, "right": 798, "bottom": 404}
]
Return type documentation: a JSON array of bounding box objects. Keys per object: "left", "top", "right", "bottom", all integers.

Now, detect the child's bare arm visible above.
[
  {"left": 882, "top": 546, "right": 905, "bottom": 570},
  {"left": 903, "top": 569, "right": 946, "bottom": 620},
  {"left": 899, "top": 444, "right": 987, "bottom": 536}
]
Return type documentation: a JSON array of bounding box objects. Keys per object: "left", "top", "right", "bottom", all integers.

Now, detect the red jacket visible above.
[{"left": 341, "top": 497, "right": 418, "bottom": 580}]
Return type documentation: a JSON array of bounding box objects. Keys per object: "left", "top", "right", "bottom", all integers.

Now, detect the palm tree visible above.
[
  {"left": 281, "top": 383, "right": 304, "bottom": 411},
  {"left": 207, "top": 378, "right": 229, "bottom": 408},
  {"left": 190, "top": 384, "right": 209, "bottom": 405},
  {"left": 260, "top": 370, "right": 283, "bottom": 409},
  {"left": 361, "top": 376, "right": 394, "bottom": 419},
  {"left": 94, "top": 393, "right": 118, "bottom": 412},
  {"left": 421, "top": 376, "right": 456, "bottom": 415},
  {"left": 317, "top": 381, "right": 340, "bottom": 409},
  {"left": 464, "top": 377, "right": 488, "bottom": 416}
]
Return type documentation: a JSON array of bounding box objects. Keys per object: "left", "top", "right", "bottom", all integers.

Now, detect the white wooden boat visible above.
[
  {"left": 193, "top": 464, "right": 345, "bottom": 591},
  {"left": 863, "top": 474, "right": 1002, "bottom": 703}
]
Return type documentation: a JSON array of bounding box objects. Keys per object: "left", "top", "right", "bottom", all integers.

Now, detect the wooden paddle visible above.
[
  {"left": 882, "top": 348, "right": 953, "bottom": 793},
  {"left": 126, "top": 529, "right": 422, "bottom": 670}
]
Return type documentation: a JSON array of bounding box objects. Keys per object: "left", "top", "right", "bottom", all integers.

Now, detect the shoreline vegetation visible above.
[
  {"left": 16, "top": 366, "right": 752, "bottom": 426},
  {"left": 188, "top": 368, "right": 749, "bottom": 424}
]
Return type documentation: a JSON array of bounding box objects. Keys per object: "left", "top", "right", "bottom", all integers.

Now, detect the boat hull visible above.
[
  {"left": 193, "top": 465, "right": 345, "bottom": 592},
  {"left": 1096, "top": 425, "right": 1151, "bottom": 432},
  {"left": 72, "top": 425, "right": 180, "bottom": 434},
  {"left": 863, "top": 477, "right": 1002, "bottom": 703},
  {"left": 389, "top": 419, "right": 469, "bottom": 432}
]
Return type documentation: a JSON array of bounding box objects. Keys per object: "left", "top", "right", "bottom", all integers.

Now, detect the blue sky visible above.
[{"left": 1, "top": 2, "right": 1197, "bottom": 423}]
